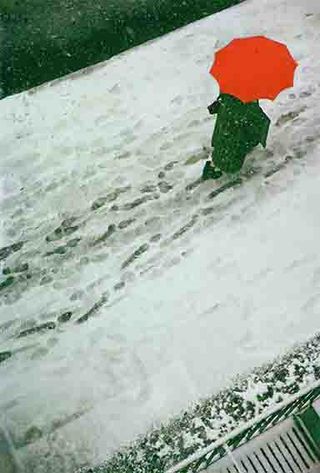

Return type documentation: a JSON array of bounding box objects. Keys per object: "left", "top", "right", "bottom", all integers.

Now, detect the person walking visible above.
[
  {"left": 202, "top": 93, "right": 270, "bottom": 180},
  {"left": 203, "top": 36, "right": 298, "bottom": 180}
]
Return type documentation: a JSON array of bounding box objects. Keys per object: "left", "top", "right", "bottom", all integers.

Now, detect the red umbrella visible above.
[{"left": 210, "top": 35, "right": 298, "bottom": 103}]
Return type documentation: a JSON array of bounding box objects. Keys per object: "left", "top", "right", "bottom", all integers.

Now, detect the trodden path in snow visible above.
[{"left": 0, "top": 0, "right": 320, "bottom": 471}]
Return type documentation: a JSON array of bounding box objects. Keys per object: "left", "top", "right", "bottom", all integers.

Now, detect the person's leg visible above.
[{"left": 202, "top": 160, "right": 223, "bottom": 180}]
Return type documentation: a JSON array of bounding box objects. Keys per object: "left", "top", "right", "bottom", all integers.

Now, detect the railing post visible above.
[
  {"left": 0, "top": 421, "right": 23, "bottom": 473},
  {"left": 224, "top": 443, "right": 246, "bottom": 473}
]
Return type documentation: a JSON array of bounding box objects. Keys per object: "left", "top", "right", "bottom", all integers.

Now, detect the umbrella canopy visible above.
[{"left": 210, "top": 36, "right": 298, "bottom": 103}]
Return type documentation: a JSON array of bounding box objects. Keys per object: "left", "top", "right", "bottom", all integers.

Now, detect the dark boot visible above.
[{"left": 202, "top": 161, "right": 223, "bottom": 180}]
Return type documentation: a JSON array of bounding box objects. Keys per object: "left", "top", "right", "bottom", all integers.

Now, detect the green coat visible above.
[{"left": 209, "top": 93, "right": 270, "bottom": 174}]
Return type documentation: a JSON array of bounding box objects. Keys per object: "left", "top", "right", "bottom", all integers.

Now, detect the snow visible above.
[{"left": 1, "top": 0, "right": 320, "bottom": 471}]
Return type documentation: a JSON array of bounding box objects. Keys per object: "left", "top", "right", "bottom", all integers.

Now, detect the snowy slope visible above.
[{"left": 1, "top": 0, "right": 320, "bottom": 471}]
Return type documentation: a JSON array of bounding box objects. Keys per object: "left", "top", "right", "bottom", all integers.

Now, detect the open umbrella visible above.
[{"left": 210, "top": 36, "right": 298, "bottom": 103}]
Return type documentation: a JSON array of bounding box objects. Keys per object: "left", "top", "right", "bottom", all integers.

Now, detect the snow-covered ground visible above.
[{"left": 1, "top": 0, "right": 320, "bottom": 471}]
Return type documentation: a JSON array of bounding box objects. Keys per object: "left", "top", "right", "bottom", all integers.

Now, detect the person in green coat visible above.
[{"left": 202, "top": 93, "right": 271, "bottom": 180}]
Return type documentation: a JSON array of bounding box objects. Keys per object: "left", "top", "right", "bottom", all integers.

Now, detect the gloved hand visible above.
[{"left": 208, "top": 100, "right": 221, "bottom": 115}]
